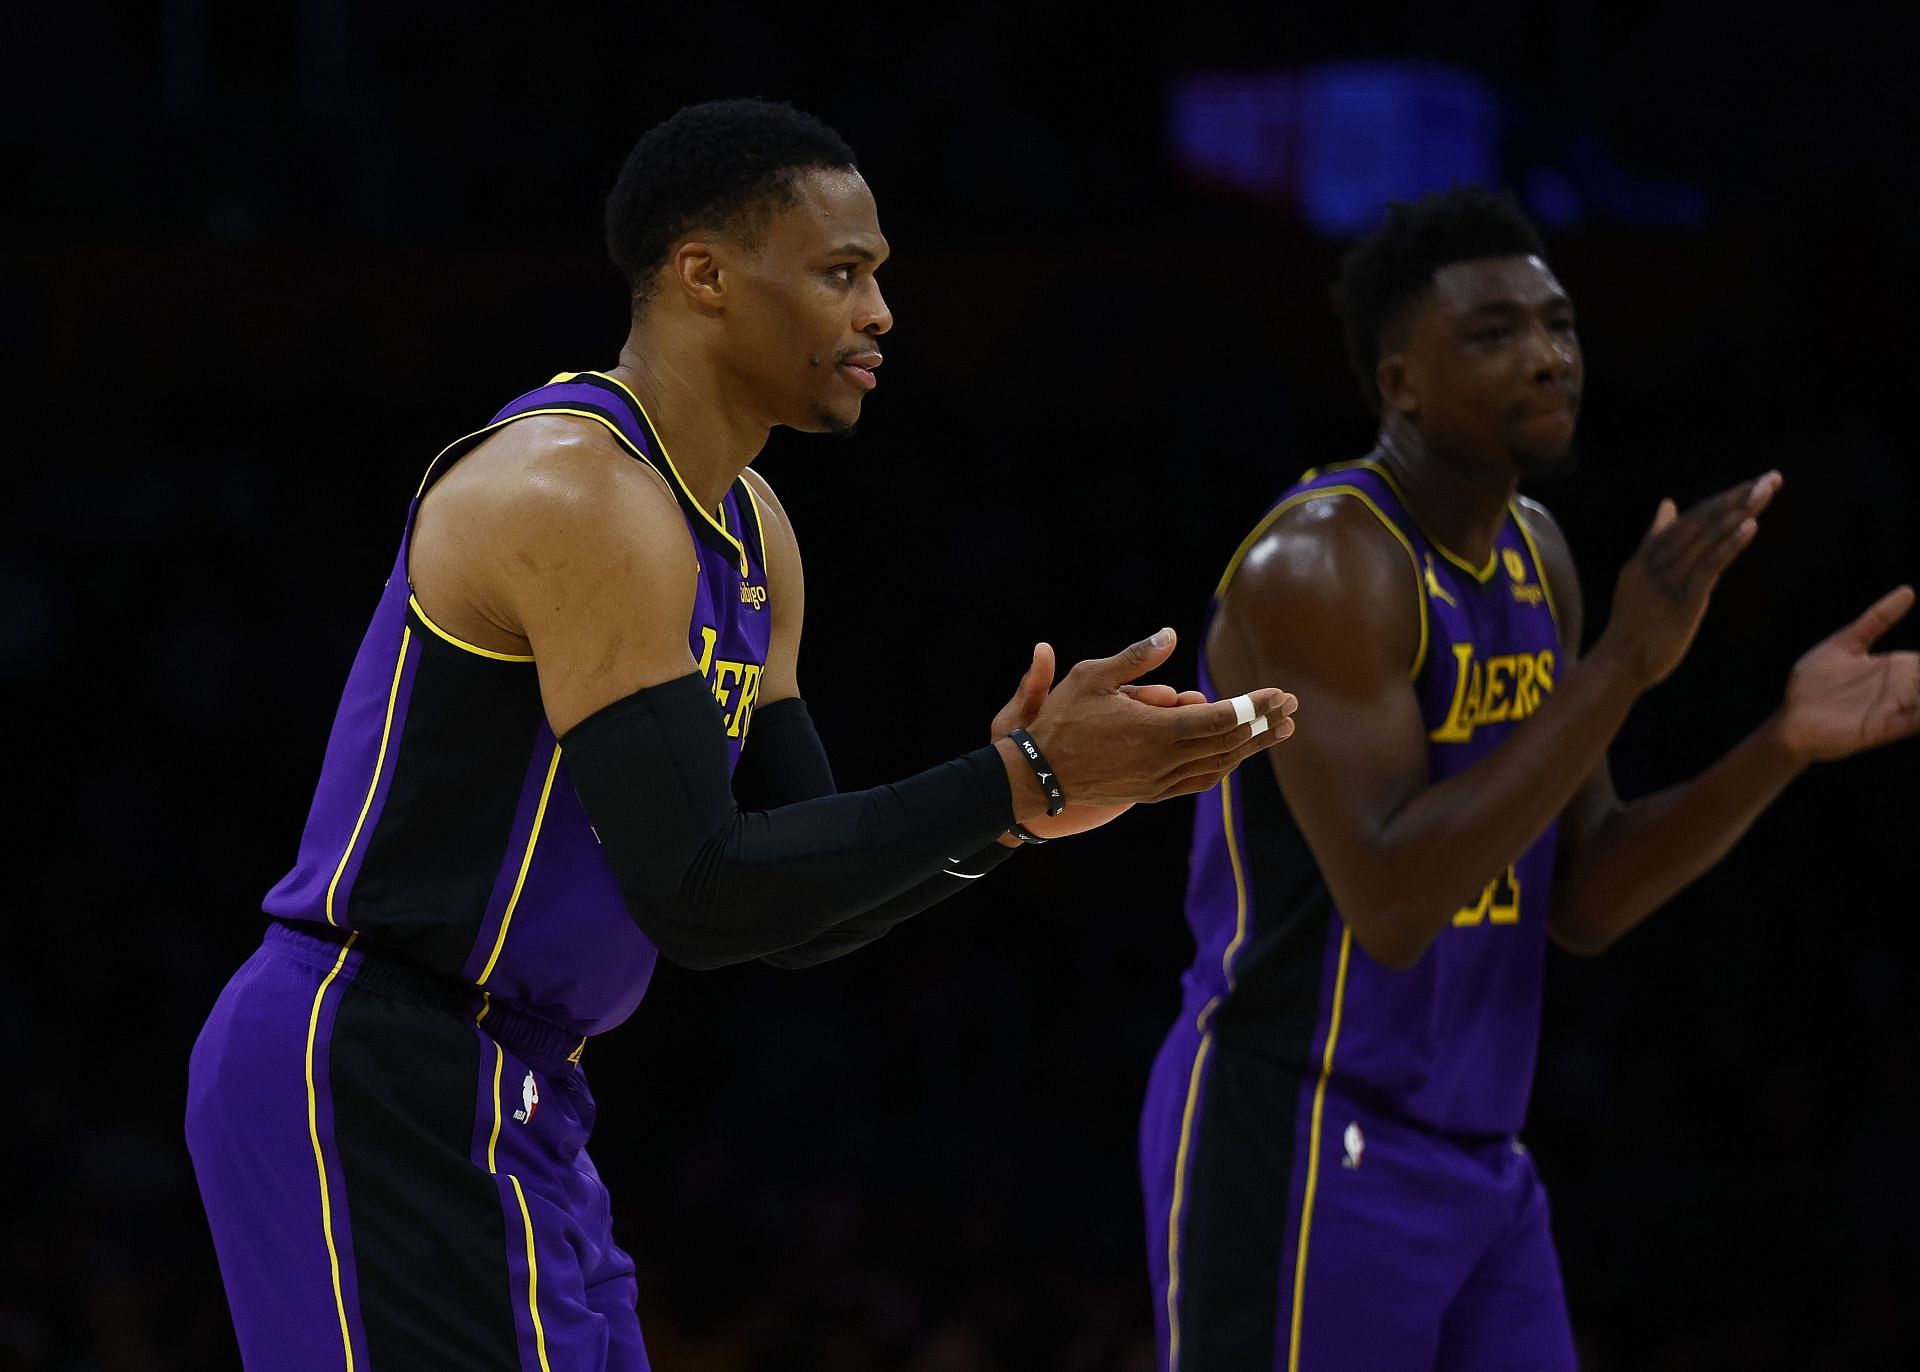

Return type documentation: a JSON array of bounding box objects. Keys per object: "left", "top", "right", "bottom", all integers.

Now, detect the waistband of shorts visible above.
[{"left": 265, "top": 918, "right": 586, "bottom": 1079}]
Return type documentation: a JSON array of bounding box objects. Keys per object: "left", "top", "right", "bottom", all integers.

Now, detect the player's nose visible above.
[
  {"left": 1526, "top": 322, "right": 1574, "bottom": 382},
  {"left": 857, "top": 281, "right": 893, "bottom": 336}
]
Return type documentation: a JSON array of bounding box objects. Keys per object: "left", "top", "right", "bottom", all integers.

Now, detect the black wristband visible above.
[
  {"left": 1008, "top": 822, "right": 1048, "bottom": 845},
  {"left": 1007, "top": 727, "right": 1066, "bottom": 817}
]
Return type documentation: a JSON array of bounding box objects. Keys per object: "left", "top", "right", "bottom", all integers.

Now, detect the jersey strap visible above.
[{"left": 413, "top": 369, "right": 753, "bottom": 577}]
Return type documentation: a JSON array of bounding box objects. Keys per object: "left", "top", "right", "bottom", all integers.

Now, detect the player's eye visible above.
[
  {"left": 1473, "top": 325, "right": 1511, "bottom": 344},
  {"left": 828, "top": 264, "right": 857, "bottom": 283}
]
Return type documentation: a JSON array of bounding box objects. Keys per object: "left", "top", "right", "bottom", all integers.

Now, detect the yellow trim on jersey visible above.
[
  {"left": 413, "top": 393, "right": 748, "bottom": 578},
  {"left": 738, "top": 475, "right": 766, "bottom": 558},
  {"left": 1361, "top": 460, "right": 1500, "bottom": 583},
  {"left": 507, "top": 1175, "right": 554, "bottom": 1372},
  {"left": 305, "top": 933, "right": 360, "bottom": 1372},
  {"left": 1196, "top": 773, "right": 1252, "bottom": 1035},
  {"left": 1287, "top": 926, "right": 1353, "bottom": 1372},
  {"left": 1509, "top": 503, "right": 1563, "bottom": 640},
  {"left": 1165, "top": 771, "right": 1257, "bottom": 1368},
  {"left": 477, "top": 743, "right": 563, "bottom": 985},
  {"left": 1218, "top": 772, "right": 1251, "bottom": 991},
  {"left": 1294, "top": 456, "right": 1381, "bottom": 484},
  {"left": 1164, "top": 1031, "right": 1214, "bottom": 1371},
  {"left": 486, "top": 1038, "right": 504, "bottom": 1171},
  {"left": 476, "top": 991, "right": 492, "bottom": 1025},
  {"left": 1167, "top": 774, "right": 1258, "bottom": 1366},
  {"left": 407, "top": 595, "right": 535, "bottom": 663},
  {"left": 1216, "top": 485, "right": 1431, "bottom": 682},
  {"left": 415, "top": 419, "right": 507, "bottom": 499},
  {"left": 326, "top": 627, "right": 412, "bottom": 925},
  {"left": 585, "top": 370, "right": 750, "bottom": 577}
]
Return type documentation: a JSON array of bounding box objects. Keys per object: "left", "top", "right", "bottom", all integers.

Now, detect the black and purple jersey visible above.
[
  {"left": 1179, "top": 457, "right": 1563, "bottom": 1139},
  {"left": 263, "top": 370, "right": 773, "bottom": 1037}
]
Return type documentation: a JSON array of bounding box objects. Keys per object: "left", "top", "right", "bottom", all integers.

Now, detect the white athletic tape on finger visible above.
[
  {"left": 1250, "top": 713, "right": 1269, "bottom": 737},
  {"left": 1229, "top": 693, "right": 1256, "bottom": 726}
]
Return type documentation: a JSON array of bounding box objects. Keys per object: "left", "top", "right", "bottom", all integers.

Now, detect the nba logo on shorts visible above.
[
  {"left": 513, "top": 1070, "right": 540, "bottom": 1124},
  {"left": 1342, "top": 1121, "right": 1365, "bottom": 1169}
]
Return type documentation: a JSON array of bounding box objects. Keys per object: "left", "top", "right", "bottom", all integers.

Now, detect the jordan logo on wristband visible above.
[{"left": 1008, "top": 728, "right": 1067, "bottom": 816}]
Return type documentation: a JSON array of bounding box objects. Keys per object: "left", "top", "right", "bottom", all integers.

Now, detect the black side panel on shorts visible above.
[
  {"left": 348, "top": 618, "right": 546, "bottom": 976},
  {"left": 1178, "top": 1049, "right": 1306, "bottom": 1369},
  {"left": 331, "top": 983, "right": 521, "bottom": 1369}
]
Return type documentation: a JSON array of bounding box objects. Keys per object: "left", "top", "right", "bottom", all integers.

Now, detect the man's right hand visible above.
[
  {"left": 995, "top": 628, "right": 1297, "bottom": 820},
  {"left": 1593, "top": 471, "right": 1782, "bottom": 689}
]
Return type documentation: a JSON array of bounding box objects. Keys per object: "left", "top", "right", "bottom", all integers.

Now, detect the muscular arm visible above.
[
  {"left": 731, "top": 469, "right": 1016, "bottom": 969},
  {"left": 1520, "top": 502, "right": 1804, "bottom": 955},
  {"left": 419, "top": 421, "right": 1285, "bottom": 971},
  {"left": 1211, "top": 497, "right": 1642, "bottom": 969},
  {"left": 445, "top": 428, "right": 1019, "bottom": 969}
]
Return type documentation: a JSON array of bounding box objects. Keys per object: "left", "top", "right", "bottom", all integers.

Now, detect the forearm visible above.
[
  {"left": 1548, "top": 713, "right": 1805, "bottom": 954},
  {"left": 736, "top": 696, "right": 1019, "bottom": 968},
  {"left": 1351, "top": 650, "right": 1642, "bottom": 964},
  {"left": 565, "top": 675, "right": 1014, "bottom": 969},
  {"left": 759, "top": 842, "right": 1015, "bottom": 968}
]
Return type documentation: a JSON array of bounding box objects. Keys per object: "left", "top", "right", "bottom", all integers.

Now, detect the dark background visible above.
[{"left": 6, "top": 2, "right": 1918, "bottom": 1368}]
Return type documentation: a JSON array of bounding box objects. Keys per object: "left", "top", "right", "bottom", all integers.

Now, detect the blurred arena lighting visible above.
[{"left": 1167, "top": 62, "right": 1709, "bottom": 233}]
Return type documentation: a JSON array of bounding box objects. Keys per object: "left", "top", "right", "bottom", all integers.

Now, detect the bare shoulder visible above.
[
  {"left": 453, "top": 414, "right": 677, "bottom": 518},
  {"left": 1229, "top": 494, "right": 1423, "bottom": 634},
  {"left": 428, "top": 415, "right": 690, "bottom": 562},
  {"left": 413, "top": 413, "right": 695, "bottom": 649},
  {"left": 1218, "top": 491, "right": 1424, "bottom": 680}
]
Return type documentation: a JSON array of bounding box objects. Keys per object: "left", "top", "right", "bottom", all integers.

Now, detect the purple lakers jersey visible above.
[
  {"left": 1181, "top": 457, "right": 1562, "bottom": 1137},
  {"left": 263, "top": 370, "right": 773, "bottom": 1036}
]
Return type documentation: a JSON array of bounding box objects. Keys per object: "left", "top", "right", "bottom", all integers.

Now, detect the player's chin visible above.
[
  {"left": 1508, "top": 411, "right": 1577, "bottom": 475},
  {"left": 801, "top": 395, "right": 863, "bottom": 440},
  {"left": 1511, "top": 434, "right": 1581, "bottom": 482}
]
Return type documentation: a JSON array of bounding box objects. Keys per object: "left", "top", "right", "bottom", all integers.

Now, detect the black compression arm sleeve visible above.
[
  {"left": 730, "top": 697, "right": 837, "bottom": 809},
  {"left": 758, "top": 840, "right": 1016, "bottom": 968},
  {"left": 731, "top": 695, "right": 1018, "bottom": 969},
  {"left": 563, "top": 673, "right": 1014, "bottom": 970}
]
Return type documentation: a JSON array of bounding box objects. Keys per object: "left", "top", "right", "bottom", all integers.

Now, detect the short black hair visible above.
[
  {"left": 1331, "top": 186, "right": 1547, "bottom": 412},
  {"left": 605, "top": 99, "right": 858, "bottom": 303}
]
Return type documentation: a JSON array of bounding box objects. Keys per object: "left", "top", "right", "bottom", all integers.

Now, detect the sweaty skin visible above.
[{"left": 1211, "top": 254, "right": 1919, "bottom": 969}]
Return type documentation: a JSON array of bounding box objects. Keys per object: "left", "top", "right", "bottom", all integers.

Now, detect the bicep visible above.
[
  {"left": 496, "top": 462, "right": 703, "bottom": 736},
  {"left": 1209, "top": 509, "right": 1432, "bottom": 901}
]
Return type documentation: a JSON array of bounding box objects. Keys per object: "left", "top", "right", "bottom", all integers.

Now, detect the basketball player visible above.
[
  {"left": 1139, "top": 187, "right": 1920, "bottom": 1370},
  {"left": 185, "top": 100, "right": 1295, "bottom": 1371}
]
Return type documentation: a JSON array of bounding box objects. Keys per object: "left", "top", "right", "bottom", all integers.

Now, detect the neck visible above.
[
  {"left": 607, "top": 318, "right": 772, "bottom": 512},
  {"left": 1375, "top": 416, "right": 1517, "bottom": 571}
]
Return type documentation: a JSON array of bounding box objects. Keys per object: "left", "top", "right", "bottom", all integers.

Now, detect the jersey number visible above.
[{"left": 1452, "top": 864, "right": 1520, "bottom": 927}]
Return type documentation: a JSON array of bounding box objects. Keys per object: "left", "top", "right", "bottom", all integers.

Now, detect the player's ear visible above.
[
  {"left": 668, "top": 239, "right": 725, "bottom": 312},
  {"left": 1377, "top": 352, "right": 1417, "bottom": 417}
]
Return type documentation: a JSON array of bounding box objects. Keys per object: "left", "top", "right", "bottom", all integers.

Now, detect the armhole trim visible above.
[
  {"left": 1215, "top": 485, "right": 1430, "bottom": 681},
  {"left": 1509, "top": 502, "right": 1564, "bottom": 643}
]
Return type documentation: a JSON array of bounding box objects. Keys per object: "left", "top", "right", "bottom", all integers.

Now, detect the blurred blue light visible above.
[
  {"left": 1297, "top": 64, "right": 1501, "bottom": 235},
  {"left": 1169, "top": 63, "right": 1499, "bottom": 234},
  {"left": 1524, "top": 165, "right": 1584, "bottom": 230},
  {"left": 1168, "top": 63, "right": 1709, "bottom": 234}
]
